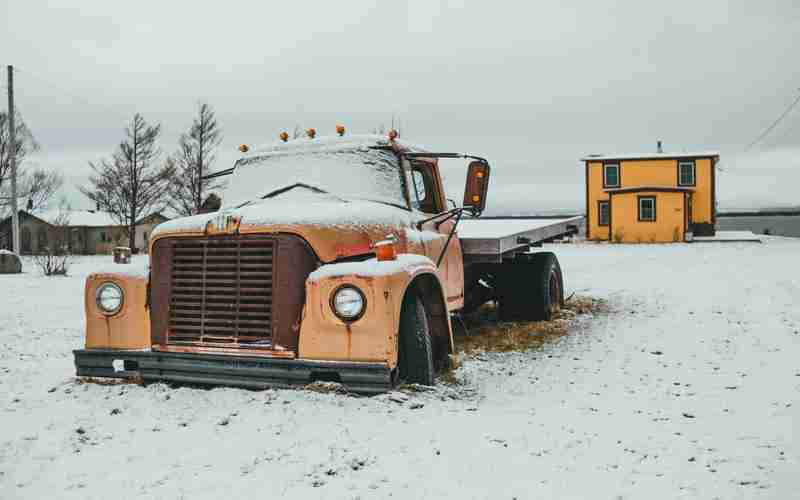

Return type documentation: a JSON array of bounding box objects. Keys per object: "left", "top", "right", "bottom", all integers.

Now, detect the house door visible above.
[
  {"left": 686, "top": 195, "right": 693, "bottom": 233},
  {"left": 21, "top": 227, "right": 32, "bottom": 253}
]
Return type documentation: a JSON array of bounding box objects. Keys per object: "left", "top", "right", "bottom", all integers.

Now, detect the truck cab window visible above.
[{"left": 410, "top": 166, "right": 438, "bottom": 214}]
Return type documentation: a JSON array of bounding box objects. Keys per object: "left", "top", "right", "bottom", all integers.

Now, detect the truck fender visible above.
[
  {"left": 300, "top": 254, "right": 453, "bottom": 368},
  {"left": 84, "top": 268, "right": 151, "bottom": 350}
]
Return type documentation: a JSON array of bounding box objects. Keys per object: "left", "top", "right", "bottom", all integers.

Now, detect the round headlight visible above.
[
  {"left": 96, "top": 282, "right": 124, "bottom": 315},
  {"left": 331, "top": 286, "right": 366, "bottom": 321}
]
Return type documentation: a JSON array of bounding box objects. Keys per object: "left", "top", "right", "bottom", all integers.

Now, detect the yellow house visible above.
[{"left": 583, "top": 149, "right": 719, "bottom": 243}]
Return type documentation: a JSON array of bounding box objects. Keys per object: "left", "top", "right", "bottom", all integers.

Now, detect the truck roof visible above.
[{"left": 241, "top": 134, "right": 429, "bottom": 161}]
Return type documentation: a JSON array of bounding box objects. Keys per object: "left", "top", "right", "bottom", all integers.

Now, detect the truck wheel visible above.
[
  {"left": 498, "top": 252, "right": 563, "bottom": 322},
  {"left": 532, "top": 252, "right": 564, "bottom": 321},
  {"left": 398, "top": 291, "right": 435, "bottom": 385}
]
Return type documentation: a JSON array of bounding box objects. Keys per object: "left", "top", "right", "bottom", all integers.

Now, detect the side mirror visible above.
[{"left": 463, "top": 160, "right": 490, "bottom": 216}]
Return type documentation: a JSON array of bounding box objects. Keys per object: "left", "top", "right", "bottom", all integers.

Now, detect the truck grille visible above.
[{"left": 167, "top": 238, "right": 274, "bottom": 347}]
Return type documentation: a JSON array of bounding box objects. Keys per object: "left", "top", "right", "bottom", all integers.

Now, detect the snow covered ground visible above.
[{"left": 1, "top": 239, "right": 799, "bottom": 499}]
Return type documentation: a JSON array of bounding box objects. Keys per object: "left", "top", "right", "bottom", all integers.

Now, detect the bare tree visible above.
[
  {"left": 80, "top": 113, "right": 174, "bottom": 251},
  {"left": 18, "top": 169, "right": 63, "bottom": 211},
  {"left": 0, "top": 111, "right": 42, "bottom": 214},
  {"left": 166, "top": 103, "right": 224, "bottom": 216}
]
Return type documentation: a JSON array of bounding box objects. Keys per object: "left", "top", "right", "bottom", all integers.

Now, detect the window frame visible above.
[
  {"left": 598, "top": 200, "right": 610, "bottom": 227},
  {"left": 408, "top": 161, "right": 443, "bottom": 214},
  {"left": 603, "top": 162, "right": 620, "bottom": 188},
  {"left": 678, "top": 160, "right": 696, "bottom": 187},
  {"left": 637, "top": 195, "right": 657, "bottom": 222}
]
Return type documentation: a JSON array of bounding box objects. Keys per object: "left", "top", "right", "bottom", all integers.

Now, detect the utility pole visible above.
[{"left": 7, "top": 65, "right": 19, "bottom": 254}]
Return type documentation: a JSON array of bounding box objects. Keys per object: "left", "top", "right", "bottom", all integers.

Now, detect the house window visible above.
[
  {"left": 603, "top": 163, "right": 620, "bottom": 188},
  {"left": 598, "top": 201, "right": 609, "bottom": 226},
  {"left": 678, "top": 161, "right": 695, "bottom": 186},
  {"left": 638, "top": 196, "right": 656, "bottom": 222}
]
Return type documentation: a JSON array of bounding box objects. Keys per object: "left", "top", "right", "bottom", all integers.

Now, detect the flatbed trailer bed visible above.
[{"left": 458, "top": 216, "right": 583, "bottom": 262}]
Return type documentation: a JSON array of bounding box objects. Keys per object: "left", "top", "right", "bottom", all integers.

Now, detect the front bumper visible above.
[{"left": 74, "top": 349, "right": 394, "bottom": 395}]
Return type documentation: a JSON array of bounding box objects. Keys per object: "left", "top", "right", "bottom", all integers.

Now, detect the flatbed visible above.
[{"left": 459, "top": 216, "right": 583, "bottom": 261}]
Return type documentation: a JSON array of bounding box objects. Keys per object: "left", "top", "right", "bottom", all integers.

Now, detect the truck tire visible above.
[
  {"left": 398, "top": 291, "right": 435, "bottom": 385},
  {"left": 498, "top": 252, "right": 563, "bottom": 322}
]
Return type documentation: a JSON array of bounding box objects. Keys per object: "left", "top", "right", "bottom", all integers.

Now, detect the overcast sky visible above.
[{"left": 2, "top": 0, "right": 799, "bottom": 214}]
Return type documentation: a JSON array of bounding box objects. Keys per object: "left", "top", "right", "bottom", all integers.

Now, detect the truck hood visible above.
[{"left": 150, "top": 192, "right": 425, "bottom": 263}]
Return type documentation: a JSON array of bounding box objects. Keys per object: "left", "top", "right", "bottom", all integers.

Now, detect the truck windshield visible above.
[{"left": 222, "top": 146, "right": 408, "bottom": 209}]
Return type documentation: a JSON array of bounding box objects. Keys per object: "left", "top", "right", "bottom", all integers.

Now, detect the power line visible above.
[{"left": 745, "top": 89, "right": 800, "bottom": 150}]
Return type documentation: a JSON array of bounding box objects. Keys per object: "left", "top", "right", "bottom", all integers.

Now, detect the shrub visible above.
[
  {"left": 33, "top": 248, "right": 71, "bottom": 276},
  {"left": 33, "top": 204, "right": 71, "bottom": 276}
]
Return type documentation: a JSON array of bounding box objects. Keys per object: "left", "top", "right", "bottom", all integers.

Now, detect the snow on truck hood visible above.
[{"left": 151, "top": 193, "right": 416, "bottom": 238}]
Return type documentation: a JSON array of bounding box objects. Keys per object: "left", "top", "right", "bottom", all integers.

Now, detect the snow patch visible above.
[{"left": 89, "top": 261, "right": 149, "bottom": 279}]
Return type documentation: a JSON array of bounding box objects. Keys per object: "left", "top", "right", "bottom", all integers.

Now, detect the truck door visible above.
[{"left": 407, "top": 160, "right": 464, "bottom": 310}]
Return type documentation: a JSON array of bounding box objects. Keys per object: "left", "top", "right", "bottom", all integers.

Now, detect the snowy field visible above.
[{"left": 1, "top": 239, "right": 799, "bottom": 499}]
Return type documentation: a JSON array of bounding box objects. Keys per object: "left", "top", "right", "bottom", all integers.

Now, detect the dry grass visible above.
[
  {"left": 75, "top": 376, "right": 144, "bottom": 386},
  {"left": 304, "top": 381, "right": 349, "bottom": 394},
  {"left": 454, "top": 295, "right": 608, "bottom": 356}
]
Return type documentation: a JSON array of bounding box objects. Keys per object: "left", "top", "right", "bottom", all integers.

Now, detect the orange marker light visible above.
[
  {"left": 375, "top": 240, "right": 397, "bottom": 261},
  {"left": 472, "top": 195, "right": 481, "bottom": 203},
  {"left": 374, "top": 234, "right": 398, "bottom": 261},
  {"left": 306, "top": 128, "right": 316, "bottom": 139},
  {"left": 279, "top": 131, "right": 289, "bottom": 142},
  {"left": 336, "top": 124, "right": 346, "bottom": 136},
  {"left": 239, "top": 144, "right": 250, "bottom": 153},
  {"left": 388, "top": 129, "right": 398, "bottom": 141}
]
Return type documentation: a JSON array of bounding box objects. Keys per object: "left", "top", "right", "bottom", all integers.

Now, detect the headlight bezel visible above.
[
  {"left": 330, "top": 285, "right": 366, "bottom": 322},
  {"left": 95, "top": 281, "right": 124, "bottom": 316}
]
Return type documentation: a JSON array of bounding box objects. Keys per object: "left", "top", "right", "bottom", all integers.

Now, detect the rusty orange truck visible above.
[{"left": 75, "top": 133, "right": 580, "bottom": 393}]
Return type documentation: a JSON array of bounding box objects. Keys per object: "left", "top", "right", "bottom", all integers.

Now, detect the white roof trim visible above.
[{"left": 582, "top": 152, "right": 720, "bottom": 161}]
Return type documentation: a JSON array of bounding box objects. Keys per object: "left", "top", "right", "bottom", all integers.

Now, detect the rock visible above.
[
  {"left": 218, "top": 417, "right": 230, "bottom": 426},
  {"left": 409, "top": 402, "right": 424, "bottom": 410},
  {"left": 682, "top": 413, "right": 696, "bottom": 419},
  {"left": 109, "top": 408, "right": 121, "bottom": 415},
  {"left": 688, "top": 457, "right": 695, "bottom": 462},
  {"left": 75, "top": 427, "right": 86, "bottom": 435},
  {"left": 0, "top": 250, "right": 22, "bottom": 274},
  {"left": 650, "top": 351, "right": 664, "bottom": 355}
]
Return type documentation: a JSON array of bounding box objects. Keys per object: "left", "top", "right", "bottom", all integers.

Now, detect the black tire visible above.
[
  {"left": 397, "top": 291, "right": 435, "bottom": 385},
  {"left": 498, "top": 252, "right": 564, "bottom": 322}
]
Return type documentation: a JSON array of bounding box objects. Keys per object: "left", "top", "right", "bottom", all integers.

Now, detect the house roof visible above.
[
  {"left": 581, "top": 151, "right": 720, "bottom": 162},
  {"left": 604, "top": 185, "right": 695, "bottom": 194},
  {"left": 2, "top": 209, "right": 167, "bottom": 229},
  {"left": 34, "top": 208, "right": 118, "bottom": 227}
]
